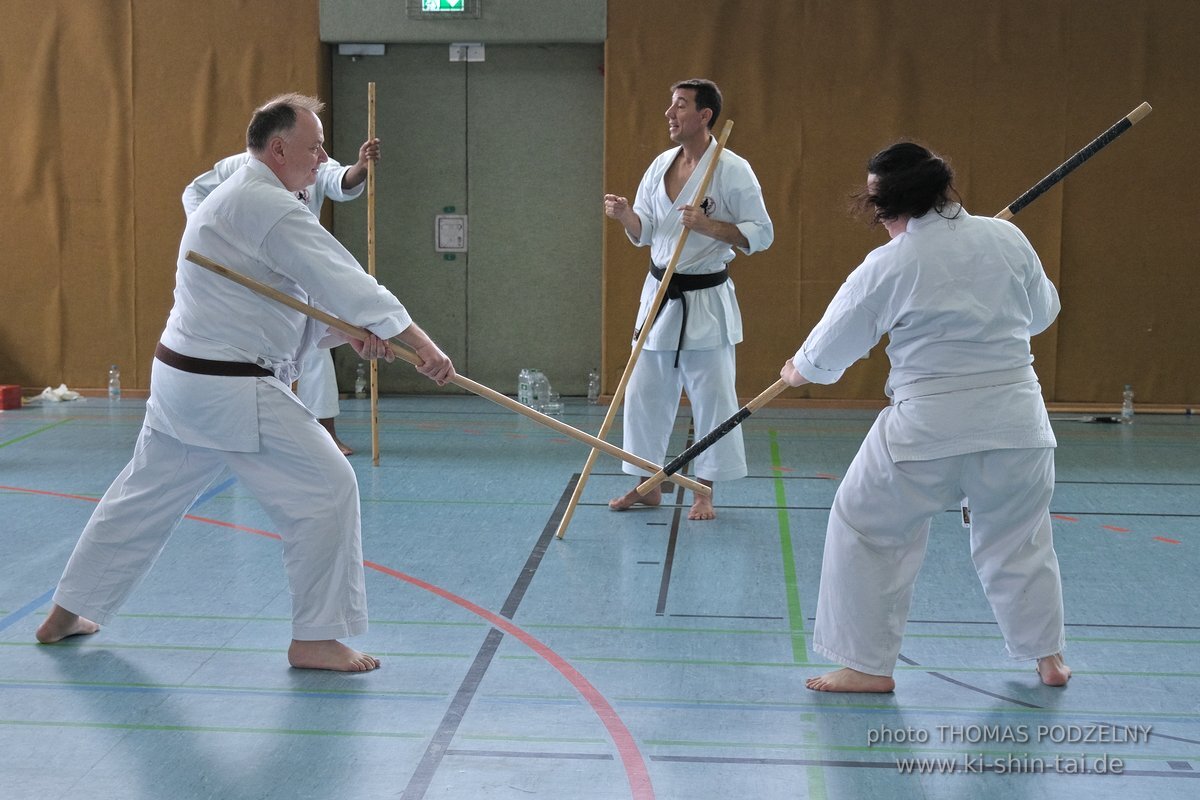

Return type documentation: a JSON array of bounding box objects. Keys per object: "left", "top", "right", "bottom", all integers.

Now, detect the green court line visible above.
[
  {"left": 8, "top": 641, "right": 1200, "bottom": 678},
  {"left": 0, "top": 718, "right": 425, "bottom": 739},
  {"left": 0, "top": 677, "right": 442, "bottom": 699},
  {"left": 0, "top": 418, "right": 75, "bottom": 449},
  {"left": 0, "top": 641, "right": 472, "bottom": 659},
  {"left": 6, "top": 678, "right": 1198, "bottom": 725},
  {"left": 802, "top": 713, "right": 828, "bottom": 800},
  {"left": 459, "top": 732, "right": 608, "bottom": 745},
  {"left": 185, "top": 494, "right": 552, "bottom": 508},
  {"left": 24, "top": 612, "right": 1200, "bottom": 646},
  {"left": 770, "top": 430, "right": 807, "bottom": 663}
]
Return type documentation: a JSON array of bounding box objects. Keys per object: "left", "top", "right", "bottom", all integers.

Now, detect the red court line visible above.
[
  {"left": 1052, "top": 514, "right": 1078, "bottom": 522},
  {"left": 2, "top": 483, "right": 654, "bottom": 800},
  {"left": 366, "top": 561, "right": 654, "bottom": 800},
  {"left": 1153, "top": 536, "right": 1181, "bottom": 545},
  {"left": 1102, "top": 525, "right": 1131, "bottom": 533}
]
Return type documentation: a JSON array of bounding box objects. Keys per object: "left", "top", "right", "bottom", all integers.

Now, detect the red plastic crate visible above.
[{"left": 0, "top": 385, "right": 19, "bottom": 410}]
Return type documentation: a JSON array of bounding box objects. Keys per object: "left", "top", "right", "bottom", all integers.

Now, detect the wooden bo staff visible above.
[
  {"left": 553, "top": 119, "right": 733, "bottom": 540},
  {"left": 367, "top": 82, "right": 380, "bottom": 466},
  {"left": 635, "top": 101, "right": 1154, "bottom": 497},
  {"left": 183, "top": 250, "right": 711, "bottom": 495},
  {"left": 635, "top": 379, "right": 788, "bottom": 496},
  {"left": 996, "top": 101, "right": 1151, "bottom": 220}
]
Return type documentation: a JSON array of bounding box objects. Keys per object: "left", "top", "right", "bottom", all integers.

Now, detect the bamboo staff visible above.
[
  {"left": 368, "top": 82, "right": 380, "bottom": 465},
  {"left": 554, "top": 119, "right": 734, "bottom": 540},
  {"left": 183, "top": 250, "right": 711, "bottom": 495},
  {"left": 634, "top": 101, "right": 1154, "bottom": 496}
]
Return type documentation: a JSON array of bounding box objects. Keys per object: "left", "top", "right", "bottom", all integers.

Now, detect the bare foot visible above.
[
  {"left": 318, "top": 418, "right": 353, "bottom": 456},
  {"left": 806, "top": 667, "right": 895, "bottom": 693},
  {"left": 609, "top": 485, "right": 662, "bottom": 511},
  {"left": 288, "top": 640, "right": 380, "bottom": 672},
  {"left": 36, "top": 604, "right": 100, "bottom": 643},
  {"left": 688, "top": 479, "right": 716, "bottom": 520},
  {"left": 1037, "top": 653, "right": 1071, "bottom": 686}
]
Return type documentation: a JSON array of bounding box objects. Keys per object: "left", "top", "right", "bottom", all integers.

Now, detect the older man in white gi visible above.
[
  {"left": 781, "top": 141, "right": 1070, "bottom": 692},
  {"left": 182, "top": 136, "right": 381, "bottom": 455},
  {"left": 605, "top": 78, "right": 773, "bottom": 520},
  {"left": 37, "top": 93, "right": 454, "bottom": 672}
]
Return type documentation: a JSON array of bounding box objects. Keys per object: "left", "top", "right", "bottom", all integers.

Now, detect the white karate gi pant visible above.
[
  {"left": 52, "top": 380, "right": 367, "bottom": 641},
  {"left": 621, "top": 346, "right": 747, "bottom": 482},
  {"left": 812, "top": 416, "right": 1064, "bottom": 676},
  {"left": 295, "top": 347, "right": 339, "bottom": 419}
]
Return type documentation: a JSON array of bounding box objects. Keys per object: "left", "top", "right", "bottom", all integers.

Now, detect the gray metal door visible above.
[{"left": 331, "top": 44, "right": 602, "bottom": 396}]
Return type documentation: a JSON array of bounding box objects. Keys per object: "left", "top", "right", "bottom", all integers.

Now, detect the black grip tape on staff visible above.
[
  {"left": 1002, "top": 103, "right": 1149, "bottom": 218},
  {"left": 661, "top": 406, "right": 752, "bottom": 477}
]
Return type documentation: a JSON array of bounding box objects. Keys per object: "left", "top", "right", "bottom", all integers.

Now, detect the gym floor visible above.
[{"left": 2, "top": 394, "right": 1197, "bottom": 799}]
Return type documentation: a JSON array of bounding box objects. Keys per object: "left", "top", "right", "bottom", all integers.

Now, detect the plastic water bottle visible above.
[
  {"left": 517, "top": 368, "right": 532, "bottom": 405},
  {"left": 107, "top": 365, "right": 121, "bottom": 401},
  {"left": 355, "top": 362, "right": 367, "bottom": 398},
  {"left": 587, "top": 369, "right": 600, "bottom": 405},
  {"left": 1120, "top": 384, "right": 1134, "bottom": 424},
  {"left": 530, "top": 370, "right": 550, "bottom": 411}
]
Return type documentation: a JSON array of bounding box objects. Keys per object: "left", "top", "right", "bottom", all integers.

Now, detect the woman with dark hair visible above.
[{"left": 780, "top": 142, "right": 1069, "bottom": 693}]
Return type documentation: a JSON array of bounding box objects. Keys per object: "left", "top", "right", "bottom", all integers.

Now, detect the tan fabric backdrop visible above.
[
  {"left": 0, "top": 0, "right": 327, "bottom": 394},
  {"left": 1, "top": 0, "right": 1196, "bottom": 406},
  {"left": 603, "top": 0, "right": 1199, "bottom": 406}
]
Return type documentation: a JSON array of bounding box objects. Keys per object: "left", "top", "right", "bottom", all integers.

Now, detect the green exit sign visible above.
[{"left": 410, "top": 0, "right": 478, "bottom": 20}]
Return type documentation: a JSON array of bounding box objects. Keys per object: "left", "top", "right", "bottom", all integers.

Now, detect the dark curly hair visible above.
[{"left": 853, "top": 141, "right": 961, "bottom": 225}]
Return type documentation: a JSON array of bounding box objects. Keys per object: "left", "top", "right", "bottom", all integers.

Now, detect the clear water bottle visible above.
[
  {"left": 530, "top": 370, "right": 550, "bottom": 412},
  {"left": 587, "top": 368, "right": 600, "bottom": 405},
  {"left": 107, "top": 364, "right": 121, "bottom": 401},
  {"left": 517, "top": 368, "right": 532, "bottom": 405},
  {"left": 1120, "top": 384, "right": 1134, "bottom": 424},
  {"left": 355, "top": 362, "right": 367, "bottom": 398}
]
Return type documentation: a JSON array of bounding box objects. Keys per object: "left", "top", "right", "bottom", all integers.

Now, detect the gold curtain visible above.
[
  {"left": 0, "top": 0, "right": 328, "bottom": 393},
  {"left": 604, "top": 0, "right": 1199, "bottom": 405}
]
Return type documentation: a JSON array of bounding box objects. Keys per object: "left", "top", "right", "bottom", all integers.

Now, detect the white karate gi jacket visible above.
[
  {"left": 182, "top": 152, "right": 365, "bottom": 420},
  {"left": 628, "top": 137, "right": 774, "bottom": 351},
  {"left": 150, "top": 159, "right": 411, "bottom": 452},
  {"left": 793, "top": 204, "right": 1060, "bottom": 461},
  {"left": 182, "top": 152, "right": 362, "bottom": 216}
]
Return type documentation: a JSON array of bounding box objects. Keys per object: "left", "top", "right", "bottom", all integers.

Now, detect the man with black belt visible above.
[
  {"left": 603, "top": 79, "right": 773, "bottom": 520},
  {"left": 36, "top": 93, "right": 454, "bottom": 672}
]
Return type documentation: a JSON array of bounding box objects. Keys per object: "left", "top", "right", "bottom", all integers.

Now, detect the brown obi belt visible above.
[
  {"left": 154, "top": 343, "right": 272, "bottom": 378},
  {"left": 636, "top": 263, "right": 730, "bottom": 368}
]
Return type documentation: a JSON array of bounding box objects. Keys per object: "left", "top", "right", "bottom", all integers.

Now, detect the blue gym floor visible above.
[{"left": 1, "top": 394, "right": 1197, "bottom": 799}]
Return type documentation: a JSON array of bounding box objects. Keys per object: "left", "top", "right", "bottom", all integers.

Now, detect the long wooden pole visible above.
[
  {"left": 367, "top": 82, "right": 380, "bottom": 466},
  {"left": 996, "top": 101, "right": 1151, "bottom": 220},
  {"left": 554, "top": 119, "right": 734, "bottom": 540},
  {"left": 183, "top": 250, "right": 711, "bottom": 495},
  {"left": 634, "top": 101, "right": 1154, "bottom": 495}
]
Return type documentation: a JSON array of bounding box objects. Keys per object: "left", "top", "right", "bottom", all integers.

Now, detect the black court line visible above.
[
  {"left": 899, "top": 619, "right": 1200, "bottom": 631},
  {"left": 650, "top": 754, "right": 1200, "bottom": 778},
  {"left": 654, "top": 482, "right": 687, "bottom": 617},
  {"left": 445, "top": 749, "right": 613, "bottom": 761},
  {"left": 653, "top": 421, "right": 701, "bottom": 617},
  {"left": 400, "top": 478, "right": 575, "bottom": 800},
  {"left": 670, "top": 613, "right": 785, "bottom": 621},
  {"left": 1137, "top": 729, "right": 1200, "bottom": 746},
  {"left": 896, "top": 653, "right": 1042, "bottom": 709}
]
